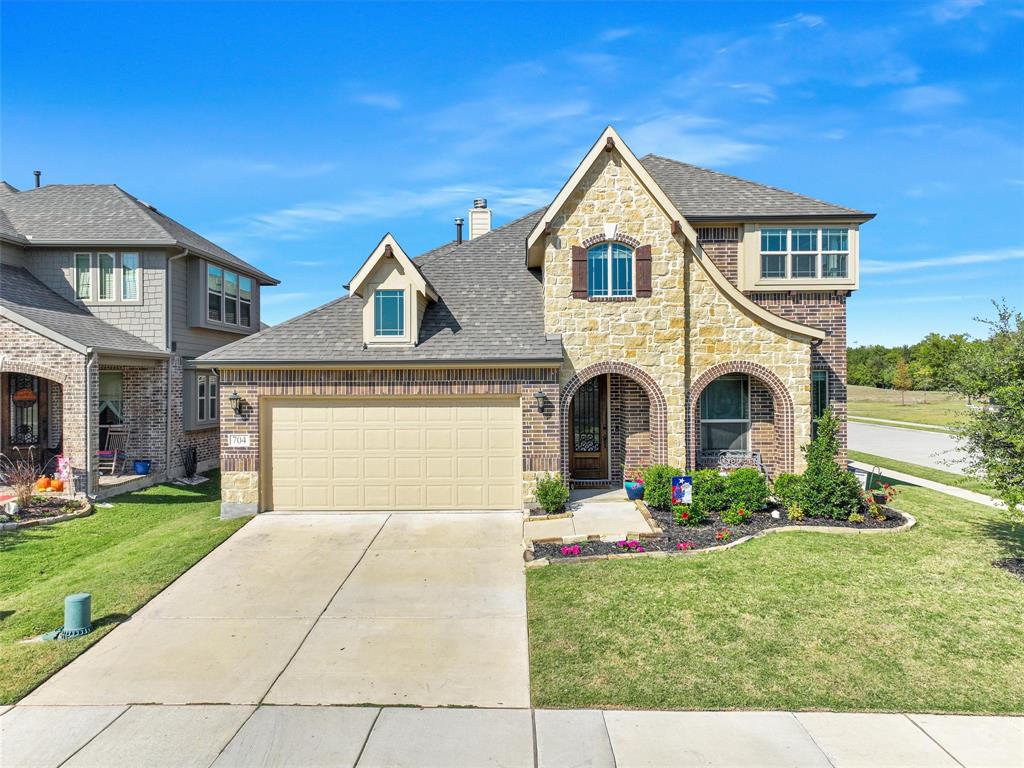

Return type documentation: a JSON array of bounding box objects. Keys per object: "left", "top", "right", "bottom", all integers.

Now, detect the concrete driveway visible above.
[
  {"left": 849, "top": 420, "right": 971, "bottom": 472},
  {"left": 23, "top": 511, "right": 529, "bottom": 709}
]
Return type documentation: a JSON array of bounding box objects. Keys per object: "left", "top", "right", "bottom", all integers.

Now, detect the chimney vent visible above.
[
  {"left": 468, "top": 199, "right": 492, "bottom": 240},
  {"left": 33, "top": 171, "right": 41, "bottom": 188},
  {"left": 454, "top": 217, "right": 464, "bottom": 245}
]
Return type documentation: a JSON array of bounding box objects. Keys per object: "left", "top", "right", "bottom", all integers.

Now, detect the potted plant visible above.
[
  {"left": 871, "top": 482, "right": 895, "bottom": 505},
  {"left": 624, "top": 466, "right": 646, "bottom": 500}
]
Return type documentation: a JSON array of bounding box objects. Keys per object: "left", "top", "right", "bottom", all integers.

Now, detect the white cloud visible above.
[
  {"left": 352, "top": 92, "right": 402, "bottom": 110},
  {"left": 774, "top": 12, "right": 825, "bottom": 29},
  {"left": 599, "top": 27, "right": 640, "bottom": 42},
  {"left": 629, "top": 115, "right": 762, "bottom": 167},
  {"left": 895, "top": 85, "right": 965, "bottom": 113},
  {"left": 930, "top": 0, "right": 985, "bottom": 23},
  {"left": 861, "top": 247, "right": 1024, "bottom": 274},
  {"left": 903, "top": 180, "right": 953, "bottom": 197},
  {"left": 200, "top": 159, "right": 336, "bottom": 179}
]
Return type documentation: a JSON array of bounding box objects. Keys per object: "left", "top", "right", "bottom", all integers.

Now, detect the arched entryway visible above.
[
  {"left": 0, "top": 361, "right": 70, "bottom": 480},
  {"left": 686, "top": 361, "right": 795, "bottom": 476},
  {"left": 560, "top": 361, "right": 668, "bottom": 483}
]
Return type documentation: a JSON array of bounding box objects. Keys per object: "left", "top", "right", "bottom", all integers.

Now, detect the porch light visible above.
[
  {"left": 228, "top": 390, "right": 242, "bottom": 415},
  {"left": 533, "top": 390, "right": 546, "bottom": 412}
]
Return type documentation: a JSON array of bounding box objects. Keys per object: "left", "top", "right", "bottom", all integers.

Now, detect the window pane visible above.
[
  {"left": 702, "top": 421, "right": 749, "bottom": 452},
  {"left": 374, "top": 289, "right": 405, "bottom": 336},
  {"left": 207, "top": 265, "right": 222, "bottom": 293},
  {"left": 225, "top": 295, "right": 237, "bottom": 324},
  {"left": 239, "top": 300, "right": 251, "bottom": 327},
  {"left": 239, "top": 276, "right": 252, "bottom": 301},
  {"left": 209, "top": 379, "right": 218, "bottom": 420},
  {"left": 207, "top": 265, "right": 222, "bottom": 321},
  {"left": 208, "top": 291, "right": 221, "bottom": 321},
  {"left": 98, "top": 372, "right": 124, "bottom": 424},
  {"left": 121, "top": 253, "right": 139, "bottom": 300},
  {"left": 811, "top": 370, "right": 828, "bottom": 419},
  {"left": 611, "top": 243, "right": 633, "bottom": 296},
  {"left": 791, "top": 228, "right": 817, "bottom": 252},
  {"left": 75, "top": 254, "right": 91, "bottom": 299},
  {"left": 197, "top": 376, "right": 206, "bottom": 421},
  {"left": 761, "top": 228, "right": 786, "bottom": 252},
  {"left": 761, "top": 253, "right": 786, "bottom": 278},
  {"left": 225, "top": 271, "right": 237, "bottom": 298},
  {"left": 700, "top": 375, "right": 748, "bottom": 420},
  {"left": 587, "top": 244, "right": 608, "bottom": 296},
  {"left": 98, "top": 253, "right": 114, "bottom": 299},
  {"left": 792, "top": 253, "right": 817, "bottom": 278},
  {"left": 822, "top": 252, "right": 847, "bottom": 278},
  {"left": 822, "top": 228, "right": 848, "bottom": 252}
]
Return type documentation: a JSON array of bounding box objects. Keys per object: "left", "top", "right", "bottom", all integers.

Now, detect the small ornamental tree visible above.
[
  {"left": 950, "top": 302, "right": 1024, "bottom": 523},
  {"left": 799, "top": 407, "right": 864, "bottom": 520},
  {"left": 893, "top": 358, "right": 913, "bottom": 405}
]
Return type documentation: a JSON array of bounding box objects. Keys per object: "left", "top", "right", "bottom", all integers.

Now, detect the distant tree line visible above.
[{"left": 848, "top": 333, "right": 973, "bottom": 391}]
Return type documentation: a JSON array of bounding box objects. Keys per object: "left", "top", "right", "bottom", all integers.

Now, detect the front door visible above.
[{"left": 570, "top": 376, "right": 608, "bottom": 480}]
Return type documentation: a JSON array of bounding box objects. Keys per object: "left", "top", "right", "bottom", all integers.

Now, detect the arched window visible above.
[{"left": 587, "top": 242, "right": 633, "bottom": 297}]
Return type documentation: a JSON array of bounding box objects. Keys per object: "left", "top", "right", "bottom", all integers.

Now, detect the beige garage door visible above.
[{"left": 267, "top": 398, "right": 521, "bottom": 511}]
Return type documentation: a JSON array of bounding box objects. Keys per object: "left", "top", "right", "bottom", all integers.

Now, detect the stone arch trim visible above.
[
  {"left": 580, "top": 232, "right": 642, "bottom": 249},
  {"left": 560, "top": 361, "right": 668, "bottom": 478},
  {"left": 686, "top": 360, "right": 796, "bottom": 474},
  {"left": 0, "top": 358, "right": 72, "bottom": 388}
]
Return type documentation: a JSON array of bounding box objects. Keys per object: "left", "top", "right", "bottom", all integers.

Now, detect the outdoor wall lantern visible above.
[
  {"left": 228, "top": 390, "right": 242, "bottom": 415},
  {"left": 533, "top": 390, "right": 546, "bottom": 412}
]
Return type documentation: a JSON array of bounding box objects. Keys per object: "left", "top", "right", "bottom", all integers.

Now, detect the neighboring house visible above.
[
  {"left": 201, "top": 126, "right": 871, "bottom": 517},
  {"left": 0, "top": 180, "right": 278, "bottom": 497}
]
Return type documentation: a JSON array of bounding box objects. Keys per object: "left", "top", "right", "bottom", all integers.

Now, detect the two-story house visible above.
[
  {"left": 201, "top": 126, "right": 872, "bottom": 517},
  {"left": 0, "top": 180, "right": 277, "bottom": 498}
]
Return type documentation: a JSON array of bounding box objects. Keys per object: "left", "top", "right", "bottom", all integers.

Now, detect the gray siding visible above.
[
  {"left": 24, "top": 247, "right": 168, "bottom": 348},
  {"left": 0, "top": 242, "right": 28, "bottom": 266},
  {"left": 171, "top": 254, "right": 253, "bottom": 358}
]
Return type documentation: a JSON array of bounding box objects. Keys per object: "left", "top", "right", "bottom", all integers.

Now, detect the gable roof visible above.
[
  {"left": 199, "top": 211, "right": 562, "bottom": 366},
  {"left": 640, "top": 154, "right": 872, "bottom": 221},
  {"left": 346, "top": 233, "right": 438, "bottom": 300},
  {"left": 0, "top": 183, "right": 278, "bottom": 284},
  {"left": 0, "top": 264, "right": 167, "bottom": 357}
]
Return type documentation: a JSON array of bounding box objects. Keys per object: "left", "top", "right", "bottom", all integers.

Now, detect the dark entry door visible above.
[{"left": 570, "top": 376, "right": 608, "bottom": 479}]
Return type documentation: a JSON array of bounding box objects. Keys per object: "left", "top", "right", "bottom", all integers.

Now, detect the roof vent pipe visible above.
[
  {"left": 455, "top": 217, "right": 464, "bottom": 245},
  {"left": 473, "top": 198, "right": 487, "bottom": 209},
  {"left": 33, "top": 171, "right": 41, "bottom": 188}
]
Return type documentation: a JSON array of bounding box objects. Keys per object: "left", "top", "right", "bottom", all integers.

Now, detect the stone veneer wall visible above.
[
  {"left": 543, "top": 150, "right": 812, "bottom": 473},
  {"left": 609, "top": 373, "right": 651, "bottom": 483},
  {"left": 216, "top": 366, "right": 561, "bottom": 516},
  {"left": 0, "top": 315, "right": 93, "bottom": 493}
]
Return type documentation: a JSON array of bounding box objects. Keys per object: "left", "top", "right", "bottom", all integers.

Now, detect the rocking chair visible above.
[{"left": 96, "top": 425, "right": 129, "bottom": 475}]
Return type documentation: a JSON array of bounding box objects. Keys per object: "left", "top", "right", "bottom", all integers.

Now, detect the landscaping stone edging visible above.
[
  {"left": 0, "top": 501, "right": 94, "bottom": 531},
  {"left": 524, "top": 510, "right": 573, "bottom": 522},
  {"left": 525, "top": 510, "right": 917, "bottom": 568}
]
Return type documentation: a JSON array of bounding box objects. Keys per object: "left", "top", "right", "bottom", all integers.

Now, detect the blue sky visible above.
[{"left": 3, "top": 0, "right": 1022, "bottom": 345}]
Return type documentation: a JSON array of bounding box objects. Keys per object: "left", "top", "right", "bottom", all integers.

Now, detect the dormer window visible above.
[
  {"left": 374, "top": 289, "right": 405, "bottom": 337},
  {"left": 587, "top": 242, "right": 634, "bottom": 297}
]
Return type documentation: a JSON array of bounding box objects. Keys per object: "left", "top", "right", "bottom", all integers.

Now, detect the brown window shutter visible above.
[
  {"left": 636, "top": 244, "right": 652, "bottom": 297},
  {"left": 571, "top": 245, "right": 587, "bottom": 298}
]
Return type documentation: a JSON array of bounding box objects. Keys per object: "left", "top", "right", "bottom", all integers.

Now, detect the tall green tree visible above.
[
  {"left": 892, "top": 359, "right": 913, "bottom": 404},
  {"left": 950, "top": 302, "right": 1024, "bottom": 521}
]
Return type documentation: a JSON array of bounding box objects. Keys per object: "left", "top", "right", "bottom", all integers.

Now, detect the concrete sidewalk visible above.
[
  {"left": 2, "top": 704, "right": 1020, "bottom": 767},
  {"left": 849, "top": 460, "right": 1003, "bottom": 509}
]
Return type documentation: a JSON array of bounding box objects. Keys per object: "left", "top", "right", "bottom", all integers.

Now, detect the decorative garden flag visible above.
[{"left": 672, "top": 475, "right": 692, "bottom": 505}]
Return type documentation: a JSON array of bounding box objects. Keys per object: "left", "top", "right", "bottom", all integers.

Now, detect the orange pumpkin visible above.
[
  {"left": 36, "top": 477, "right": 51, "bottom": 491},
  {"left": 51, "top": 479, "right": 65, "bottom": 493}
]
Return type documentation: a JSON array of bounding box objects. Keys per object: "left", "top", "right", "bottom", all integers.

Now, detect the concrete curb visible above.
[
  {"left": 525, "top": 511, "right": 917, "bottom": 568},
  {"left": 524, "top": 510, "right": 573, "bottom": 522},
  {"left": 0, "top": 501, "right": 94, "bottom": 531}
]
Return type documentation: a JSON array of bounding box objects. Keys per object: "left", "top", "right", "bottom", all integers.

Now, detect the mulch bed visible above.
[
  {"left": 532, "top": 503, "right": 906, "bottom": 560},
  {"left": 2, "top": 495, "right": 86, "bottom": 522},
  {"left": 994, "top": 557, "right": 1024, "bottom": 581}
]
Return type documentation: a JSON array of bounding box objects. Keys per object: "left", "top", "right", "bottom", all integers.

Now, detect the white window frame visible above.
[
  {"left": 586, "top": 242, "right": 635, "bottom": 298},
  {"left": 72, "top": 252, "right": 143, "bottom": 303},
  {"left": 195, "top": 372, "right": 218, "bottom": 425},
  {"left": 758, "top": 227, "right": 850, "bottom": 281},
  {"left": 74, "top": 253, "right": 92, "bottom": 300},
  {"left": 206, "top": 262, "right": 252, "bottom": 328},
  {"left": 96, "top": 252, "right": 116, "bottom": 302},
  {"left": 121, "top": 252, "right": 140, "bottom": 301},
  {"left": 373, "top": 288, "right": 406, "bottom": 337},
  {"left": 699, "top": 374, "right": 751, "bottom": 455}
]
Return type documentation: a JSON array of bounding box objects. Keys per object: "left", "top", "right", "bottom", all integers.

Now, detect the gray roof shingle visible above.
[
  {"left": 0, "top": 184, "right": 278, "bottom": 284},
  {"left": 199, "top": 211, "right": 562, "bottom": 365},
  {"left": 640, "top": 154, "right": 872, "bottom": 220},
  {"left": 0, "top": 264, "right": 166, "bottom": 356}
]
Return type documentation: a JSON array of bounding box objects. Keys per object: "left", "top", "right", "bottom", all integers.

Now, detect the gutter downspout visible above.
[
  {"left": 85, "top": 350, "right": 97, "bottom": 497},
  {"left": 165, "top": 248, "right": 188, "bottom": 480}
]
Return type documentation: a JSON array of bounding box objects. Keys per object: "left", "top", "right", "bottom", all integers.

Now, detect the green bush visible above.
[
  {"left": 798, "top": 408, "right": 865, "bottom": 520},
  {"left": 691, "top": 469, "right": 730, "bottom": 517},
  {"left": 534, "top": 473, "right": 570, "bottom": 515},
  {"left": 673, "top": 504, "right": 707, "bottom": 526},
  {"left": 642, "top": 464, "right": 683, "bottom": 510},
  {"left": 725, "top": 467, "right": 770, "bottom": 512},
  {"left": 720, "top": 506, "right": 753, "bottom": 525},
  {"left": 773, "top": 473, "right": 803, "bottom": 509},
  {"left": 786, "top": 504, "right": 804, "bottom": 521}
]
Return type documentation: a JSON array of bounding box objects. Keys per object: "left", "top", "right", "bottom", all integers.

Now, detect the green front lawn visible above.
[
  {"left": 848, "top": 384, "right": 968, "bottom": 427},
  {"left": 849, "top": 449, "right": 996, "bottom": 497},
  {"left": 0, "top": 472, "right": 246, "bottom": 704},
  {"left": 527, "top": 485, "right": 1023, "bottom": 713}
]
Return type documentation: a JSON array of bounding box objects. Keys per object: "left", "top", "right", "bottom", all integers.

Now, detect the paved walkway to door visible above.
[{"left": 21, "top": 511, "right": 530, "bottom": 709}]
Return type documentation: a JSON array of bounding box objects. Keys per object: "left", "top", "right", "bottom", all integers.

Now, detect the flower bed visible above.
[
  {"left": 0, "top": 496, "right": 92, "bottom": 530},
  {"left": 531, "top": 501, "right": 908, "bottom": 561}
]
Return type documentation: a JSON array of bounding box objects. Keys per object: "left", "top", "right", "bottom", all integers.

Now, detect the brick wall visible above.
[
  {"left": 609, "top": 373, "right": 650, "bottom": 483},
  {"left": 167, "top": 357, "right": 220, "bottom": 475},
  {"left": 216, "top": 366, "right": 561, "bottom": 514},
  {"left": 100, "top": 363, "right": 168, "bottom": 477}
]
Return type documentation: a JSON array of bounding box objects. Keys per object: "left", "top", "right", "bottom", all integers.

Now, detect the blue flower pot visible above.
[
  {"left": 133, "top": 460, "right": 151, "bottom": 475},
  {"left": 624, "top": 481, "right": 645, "bottom": 500}
]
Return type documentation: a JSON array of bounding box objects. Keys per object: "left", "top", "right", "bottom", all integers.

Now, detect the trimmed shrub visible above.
[
  {"left": 720, "top": 506, "right": 753, "bottom": 525},
  {"left": 691, "top": 469, "right": 730, "bottom": 517},
  {"left": 534, "top": 473, "right": 570, "bottom": 515},
  {"left": 799, "top": 408, "right": 865, "bottom": 520},
  {"left": 772, "top": 473, "right": 803, "bottom": 509},
  {"left": 725, "top": 467, "right": 770, "bottom": 512},
  {"left": 673, "top": 504, "right": 707, "bottom": 526},
  {"left": 642, "top": 464, "right": 683, "bottom": 510}
]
